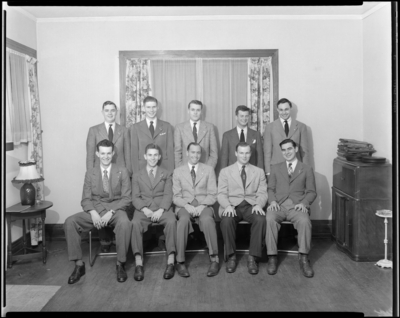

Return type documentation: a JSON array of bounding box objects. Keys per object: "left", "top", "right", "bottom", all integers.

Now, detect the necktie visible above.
[
  {"left": 103, "top": 170, "right": 109, "bottom": 193},
  {"left": 193, "top": 123, "right": 198, "bottom": 143},
  {"left": 241, "top": 165, "right": 246, "bottom": 189},
  {"left": 284, "top": 120, "right": 289, "bottom": 137},
  {"left": 149, "top": 121, "right": 155, "bottom": 138},
  {"left": 240, "top": 129, "right": 245, "bottom": 142},
  {"left": 191, "top": 166, "right": 196, "bottom": 186},
  {"left": 288, "top": 163, "right": 293, "bottom": 178},
  {"left": 149, "top": 169, "right": 155, "bottom": 185},
  {"left": 108, "top": 124, "right": 113, "bottom": 141}
]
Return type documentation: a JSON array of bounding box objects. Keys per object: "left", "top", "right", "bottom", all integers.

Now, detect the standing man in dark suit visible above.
[
  {"left": 174, "top": 100, "right": 218, "bottom": 169},
  {"left": 86, "top": 101, "right": 131, "bottom": 252},
  {"left": 173, "top": 142, "right": 219, "bottom": 277},
  {"left": 131, "top": 144, "right": 177, "bottom": 281},
  {"left": 265, "top": 139, "right": 317, "bottom": 278},
  {"left": 218, "top": 142, "right": 267, "bottom": 275},
  {"left": 129, "top": 96, "right": 175, "bottom": 174},
  {"left": 64, "top": 139, "right": 132, "bottom": 284},
  {"left": 263, "top": 98, "right": 310, "bottom": 177},
  {"left": 220, "top": 105, "right": 264, "bottom": 169}
]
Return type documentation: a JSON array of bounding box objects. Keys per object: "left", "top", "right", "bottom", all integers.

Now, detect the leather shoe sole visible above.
[
  {"left": 116, "top": 264, "right": 128, "bottom": 283},
  {"left": 226, "top": 259, "right": 237, "bottom": 273},
  {"left": 163, "top": 264, "right": 175, "bottom": 279},
  {"left": 176, "top": 263, "right": 190, "bottom": 277},
  {"left": 68, "top": 262, "right": 86, "bottom": 284},
  {"left": 207, "top": 261, "right": 219, "bottom": 277},
  {"left": 133, "top": 265, "right": 144, "bottom": 281}
]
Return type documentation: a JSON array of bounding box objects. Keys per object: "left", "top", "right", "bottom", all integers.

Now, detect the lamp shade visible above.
[{"left": 12, "top": 161, "right": 44, "bottom": 184}]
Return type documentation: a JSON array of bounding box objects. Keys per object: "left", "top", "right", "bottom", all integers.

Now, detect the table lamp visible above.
[{"left": 12, "top": 161, "right": 44, "bottom": 206}]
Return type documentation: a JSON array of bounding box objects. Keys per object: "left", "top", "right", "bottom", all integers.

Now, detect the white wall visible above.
[
  {"left": 37, "top": 17, "right": 364, "bottom": 222},
  {"left": 363, "top": 4, "right": 392, "bottom": 162}
]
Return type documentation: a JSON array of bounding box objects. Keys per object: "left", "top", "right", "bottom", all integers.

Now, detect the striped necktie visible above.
[{"left": 103, "top": 170, "right": 109, "bottom": 193}]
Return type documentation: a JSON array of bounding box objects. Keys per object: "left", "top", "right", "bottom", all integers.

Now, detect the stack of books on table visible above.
[{"left": 337, "top": 138, "right": 376, "bottom": 161}]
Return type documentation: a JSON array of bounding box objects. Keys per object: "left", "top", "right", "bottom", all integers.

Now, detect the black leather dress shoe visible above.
[
  {"left": 247, "top": 255, "right": 259, "bottom": 275},
  {"left": 226, "top": 258, "right": 237, "bottom": 273},
  {"left": 207, "top": 261, "right": 219, "bottom": 277},
  {"left": 100, "top": 244, "right": 111, "bottom": 253},
  {"left": 299, "top": 254, "right": 314, "bottom": 278},
  {"left": 68, "top": 262, "right": 86, "bottom": 284},
  {"left": 133, "top": 265, "right": 144, "bottom": 281},
  {"left": 116, "top": 264, "right": 128, "bottom": 283},
  {"left": 176, "top": 263, "right": 190, "bottom": 277},
  {"left": 267, "top": 255, "right": 278, "bottom": 275},
  {"left": 163, "top": 264, "right": 175, "bottom": 279}
]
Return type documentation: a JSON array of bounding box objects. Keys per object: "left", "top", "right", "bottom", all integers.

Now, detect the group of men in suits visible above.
[{"left": 63, "top": 96, "right": 317, "bottom": 285}]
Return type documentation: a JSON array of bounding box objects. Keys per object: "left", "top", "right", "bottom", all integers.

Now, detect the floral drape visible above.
[
  {"left": 125, "top": 59, "right": 152, "bottom": 128},
  {"left": 247, "top": 57, "right": 273, "bottom": 136}
]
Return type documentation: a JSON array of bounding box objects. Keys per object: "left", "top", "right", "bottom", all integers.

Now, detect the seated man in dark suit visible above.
[
  {"left": 131, "top": 144, "right": 177, "bottom": 281},
  {"left": 218, "top": 142, "right": 267, "bottom": 275},
  {"left": 64, "top": 139, "right": 132, "bottom": 284},
  {"left": 266, "top": 138, "right": 317, "bottom": 278}
]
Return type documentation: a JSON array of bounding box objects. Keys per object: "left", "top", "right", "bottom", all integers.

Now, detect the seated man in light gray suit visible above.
[
  {"left": 131, "top": 144, "right": 177, "bottom": 281},
  {"left": 173, "top": 142, "right": 219, "bottom": 277},
  {"left": 174, "top": 100, "right": 218, "bottom": 169},
  {"left": 64, "top": 139, "right": 132, "bottom": 284},
  {"left": 218, "top": 142, "right": 267, "bottom": 275},
  {"left": 220, "top": 105, "right": 264, "bottom": 169},
  {"left": 266, "top": 139, "right": 317, "bottom": 278},
  {"left": 86, "top": 101, "right": 131, "bottom": 253}
]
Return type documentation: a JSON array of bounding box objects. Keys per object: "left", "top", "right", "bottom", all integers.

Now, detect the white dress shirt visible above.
[{"left": 237, "top": 126, "right": 248, "bottom": 141}]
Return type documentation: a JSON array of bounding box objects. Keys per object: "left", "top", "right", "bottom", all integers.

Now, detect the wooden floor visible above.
[{"left": 5, "top": 237, "right": 393, "bottom": 314}]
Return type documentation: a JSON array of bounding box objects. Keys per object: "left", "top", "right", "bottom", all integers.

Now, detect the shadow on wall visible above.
[{"left": 310, "top": 171, "right": 332, "bottom": 220}]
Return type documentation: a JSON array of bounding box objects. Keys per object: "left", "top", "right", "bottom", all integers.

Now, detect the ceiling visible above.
[{"left": 6, "top": 4, "right": 386, "bottom": 20}]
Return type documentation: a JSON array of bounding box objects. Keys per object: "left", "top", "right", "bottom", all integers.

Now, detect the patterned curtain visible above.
[
  {"left": 27, "top": 57, "right": 44, "bottom": 245},
  {"left": 247, "top": 57, "right": 273, "bottom": 136},
  {"left": 125, "top": 59, "right": 152, "bottom": 128}
]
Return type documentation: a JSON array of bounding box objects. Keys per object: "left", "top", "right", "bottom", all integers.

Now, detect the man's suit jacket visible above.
[
  {"left": 86, "top": 123, "right": 131, "bottom": 174},
  {"left": 220, "top": 127, "right": 264, "bottom": 169},
  {"left": 81, "top": 164, "right": 132, "bottom": 215},
  {"left": 174, "top": 120, "right": 218, "bottom": 168},
  {"left": 267, "top": 161, "right": 316, "bottom": 208},
  {"left": 132, "top": 167, "right": 173, "bottom": 212},
  {"left": 218, "top": 163, "right": 268, "bottom": 217},
  {"left": 129, "top": 119, "right": 174, "bottom": 174},
  {"left": 263, "top": 119, "right": 309, "bottom": 174},
  {"left": 172, "top": 162, "right": 217, "bottom": 213}
]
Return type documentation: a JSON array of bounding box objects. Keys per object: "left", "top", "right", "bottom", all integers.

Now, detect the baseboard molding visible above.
[{"left": 44, "top": 220, "right": 333, "bottom": 241}]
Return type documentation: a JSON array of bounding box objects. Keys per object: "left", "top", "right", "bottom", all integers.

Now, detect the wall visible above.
[
  {"left": 363, "top": 4, "right": 392, "bottom": 162},
  {"left": 36, "top": 17, "right": 364, "bottom": 222},
  {"left": 4, "top": 4, "right": 37, "bottom": 242}
]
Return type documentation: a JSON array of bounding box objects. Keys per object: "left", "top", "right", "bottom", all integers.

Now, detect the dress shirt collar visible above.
[
  {"left": 190, "top": 119, "right": 200, "bottom": 131},
  {"left": 100, "top": 164, "right": 112, "bottom": 177},
  {"left": 146, "top": 165, "right": 157, "bottom": 176},
  {"left": 286, "top": 158, "right": 298, "bottom": 171},
  {"left": 146, "top": 117, "right": 157, "bottom": 129},
  {"left": 279, "top": 117, "right": 292, "bottom": 127},
  {"left": 236, "top": 126, "right": 248, "bottom": 140},
  {"left": 188, "top": 162, "right": 199, "bottom": 173},
  {"left": 104, "top": 122, "right": 115, "bottom": 132},
  {"left": 237, "top": 162, "right": 249, "bottom": 172}
]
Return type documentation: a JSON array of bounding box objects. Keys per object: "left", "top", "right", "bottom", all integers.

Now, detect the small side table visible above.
[
  {"left": 375, "top": 209, "right": 392, "bottom": 269},
  {"left": 6, "top": 201, "right": 53, "bottom": 268}
]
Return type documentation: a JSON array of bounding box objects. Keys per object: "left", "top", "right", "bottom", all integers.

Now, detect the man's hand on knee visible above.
[
  {"left": 222, "top": 206, "right": 236, "bottom": 217},
  {"left": 252, "top": 205, "right": 265, "bottom": 216},
  {"left": 89, "top": 210, "right": 103, "bottom": 229},
  {"left": 100, "top": 210, "right": 113, "bottom": 226},
  {"left": 184, "top": 204, "right": 197, "bottom": 217},
  {"left": 194, "top": 205, "right": 206, "bottom": 217},
  {"left": 294, "top": 203, "right": 308, "bottom": 213},
  {"left": 267, "top": 201, "right": 280, "bottom": 212}
]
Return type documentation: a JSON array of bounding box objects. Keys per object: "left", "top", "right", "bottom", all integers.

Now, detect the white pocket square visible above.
[
  {"left": 160, "top": 132, "right": 166, "bottom": 136},
  {"left": 252, "top": 139, "right": 256, "bottom": 144}
]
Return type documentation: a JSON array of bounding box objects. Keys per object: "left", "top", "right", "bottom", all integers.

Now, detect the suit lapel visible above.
[
  {"left": 290, "top": 161, "right": 303, "bottom": 183},
  {"left": 247, "top": 128, "right": 256, "bottom": 145},
  {"left": 287, "top": 119, "right": 298, "bottom": 139},
  {"left": 275, "top": 120, "right": 286, "bottom": 138},
  {"left": 245, "top": 165, "right": 255, "bottom": 188},
  {"left": 197, "top": 121, "right": 207, "bottom": 143},
  {"left": 99, "top": 123, "right": 109, "bottom": 141},
  {"left": 231, "top": 164, "right": 244, "bottom": 189},
  {"left": 140, "top": 168, "right": 153, "bottom": 190},
  {"left": 152, "top": 167, "right": 165, "bottom": 188},
  {"left": 279, "top": 162, "right": 290, "bottom": 183},
  {"left": 139, "top": 120, "right": 153, "bottom": 140},
  {"left": 94, "top": 167, "right": 102, "bottom": 195},
  {"left": 153, "top": 120, "right": 163, "bottom": 139},
  {"left": 184, "top": 165, "right": 195, "bottom": 186},
  {"left": 113, "top": 123, "right": 122, "bottom": 143},
  {"left": 184, "top": 121, "right": 195, "bottom": 143},
  {"left": 195, "top": 164, "right": 205, "bottom": 186}
]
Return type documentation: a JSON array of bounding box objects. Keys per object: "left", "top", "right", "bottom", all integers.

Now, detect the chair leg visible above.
[{"left": 89, "top": 230, "right": 99, "bottom": 267}]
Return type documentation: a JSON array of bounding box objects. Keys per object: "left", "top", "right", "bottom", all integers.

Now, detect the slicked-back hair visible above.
[
  {"left": 188, "top": 100, "right": 203, "bottom": 110},
  {"left": 235, "top": 141, "right": 252, "bottom": 152},
  {"left": 102, "top": 101, "right": 117, "bottom": 110},
  {"left": 96, "top": 139, "right": 115, "bottom": 151},
  {"left": 145, "top": 143, "right": 161, "bottom": 154},
  {"left": 143, "top": 96, "right": 158, "bottom": 106},
  {"left": 235, "top": 105, "right": 250, "bottom": 115},
  {"left": 187, "top": 142, "right": 202, "bottom": 152},
  {"left": 277, "top": 98, "right": 292, "bottom": 108},
  {"left": 279, "top": 138, "right": 297, "bottom": 149}
]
